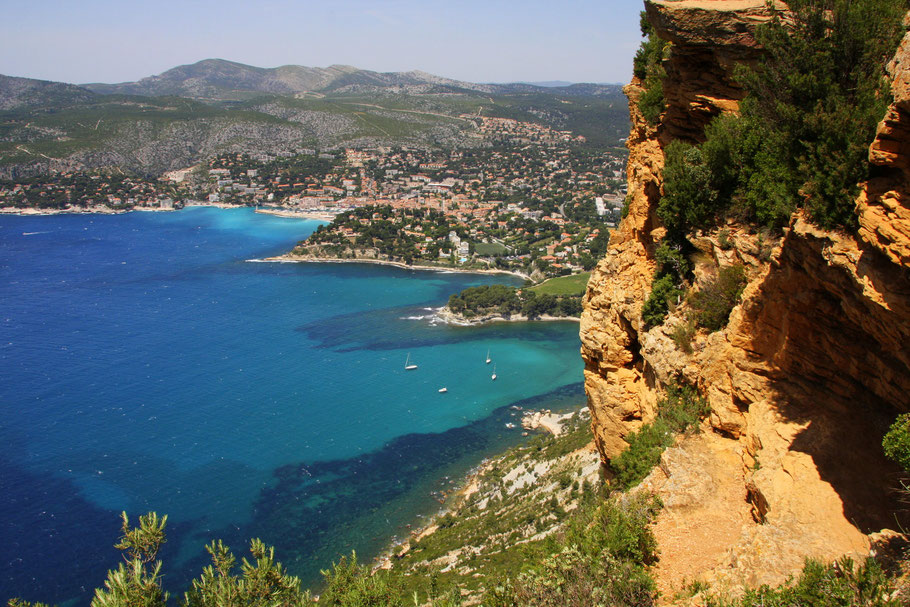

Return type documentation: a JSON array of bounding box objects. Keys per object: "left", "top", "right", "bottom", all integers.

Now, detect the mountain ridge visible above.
[
  {"left": 78, "top": 58, "right": 621, "bottom": 99},
  {"left": 0, "top": 74, "right": 97, "bottom": 110},
  {"left": 0, "top": 63, "right": 629, "bottom": 178}
]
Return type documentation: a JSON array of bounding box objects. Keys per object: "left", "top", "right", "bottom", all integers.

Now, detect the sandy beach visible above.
[
  {"left": 183, "top": 201, "right": 242, "bottom": 209},
  {"left": 253, "top": 207, "right": 337, "bottom": 221}
]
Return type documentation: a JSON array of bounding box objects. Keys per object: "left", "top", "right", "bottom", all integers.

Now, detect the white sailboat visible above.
[
  {"left": 485, "top": 349, "right": 491, "bottom": 364},
  {"left": 405, "top": 353, "right": 418, "bottom": 370},
  {"left": 491, "top": 364, "right": 497, "bottom": 381}
]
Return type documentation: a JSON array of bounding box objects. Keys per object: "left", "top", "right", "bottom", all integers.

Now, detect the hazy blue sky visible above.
[{"left": 0, "top": 0, "right": 644, "bottom": 85}]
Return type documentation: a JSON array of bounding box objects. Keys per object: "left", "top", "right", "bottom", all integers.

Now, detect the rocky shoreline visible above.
[
  {"left": 0, "top": 205, "right": 176, "bottom": 215},
  {"left": 258, "top": 252, "right": 532, "bottom": 281},
  {"left": 374, "top": 406, "right": 594, "bottom": 576},
  {"left": 0, "top": 201, "right": 241, "bottom": 216},
  {"left": 434, "top": 305, "right": 580, "bottom": 326}
]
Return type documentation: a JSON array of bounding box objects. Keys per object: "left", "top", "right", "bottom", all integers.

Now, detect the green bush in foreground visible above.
[
  {"left": 317, "top": 553, "right": 398, "bottom": 606},
  {"left": 612, "top": 383, "right": 709, "bottom": 490},
  {"left": 487, "top": 492, "right": 662, "bottom": 607},
  {"left": 717, "top": 557, "right": 900, "bottom": 607}
]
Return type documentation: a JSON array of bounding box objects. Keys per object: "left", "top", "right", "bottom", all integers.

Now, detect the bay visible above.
[{"left": 0, "top": 207, "right": 583, "bottom": 603}]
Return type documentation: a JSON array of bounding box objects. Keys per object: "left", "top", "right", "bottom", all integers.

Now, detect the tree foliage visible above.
[
  {"left": 634, "top": 12, "right": 668, "bottom": 125},
  {"left": 658, "top": 0, "right": 908, "bottom": 232},
  {"left": 183, "top": 539, "right": 309, "bottom": 607},
  {"left": 446, "top": 284, "right": 581, "bottom": 319},
  {"left": 486, "top": 492, "right": 661, "bottom": 607},
  {"left": 317, "top": 553, "right": 400, "bottom": 606},
  {"left": 883, "top": 413, "right": 910, "bottom": 472},
  {"left": 92, "top": 512, "right": 169, "bottom": 607},
  {"left": 688, "top": 265, "right": 747, "bottom": 331}
]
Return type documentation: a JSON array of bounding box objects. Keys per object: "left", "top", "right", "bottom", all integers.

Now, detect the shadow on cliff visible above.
[
  {"left": 735, "top": 228, "right": 910, "bottom": 534},
  {"left": 769, "top": 386, "right": 910, "bottom": 534}
]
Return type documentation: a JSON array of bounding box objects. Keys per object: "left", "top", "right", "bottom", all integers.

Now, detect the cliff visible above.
[{"left": 581, "top": 0, "right": 910, "bottom": 597}]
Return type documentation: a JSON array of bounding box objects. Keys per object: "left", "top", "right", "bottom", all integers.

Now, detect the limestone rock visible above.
[
  {"left": 858, "top": 29, "right": 910, "bottom": 268},
  {"left": 644, "top": 0, "right": 777, "bottom": 142},
  {"left": 582, "top": 1, "right": 910, "bottom": 598}
]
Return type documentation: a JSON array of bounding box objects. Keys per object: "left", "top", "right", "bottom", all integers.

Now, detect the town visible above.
[{"left": 0, "top": 115, "right": 628, "bottom": 279}]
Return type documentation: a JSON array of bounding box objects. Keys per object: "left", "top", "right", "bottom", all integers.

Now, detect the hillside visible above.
[
  {"left": 0, "top": 65, "right": 628, "bottom": 178},
  {"left": 0, "top": 74, "right": 96, "bottom": 110}
]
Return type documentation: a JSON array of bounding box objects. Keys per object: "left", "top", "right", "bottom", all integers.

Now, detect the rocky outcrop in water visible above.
[{"left": 581, "top": 0, "right": 910, "bottom": 596}]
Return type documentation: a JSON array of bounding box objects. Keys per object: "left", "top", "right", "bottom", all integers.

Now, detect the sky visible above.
[{"left": 0, "top": 0, "right": 644, "bottom": 85}]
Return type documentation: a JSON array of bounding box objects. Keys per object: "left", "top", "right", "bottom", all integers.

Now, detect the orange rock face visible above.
[
  {"left": 581, "top": 0, "right": 910, "bottom": 597},
  {"left": 858, "top": 29, "right": 910, "bottom": 268}
]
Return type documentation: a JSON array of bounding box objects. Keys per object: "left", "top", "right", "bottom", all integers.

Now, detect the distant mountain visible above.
[
  {"left": 0, "top": 74, "right": 97, "bottom": 110},
  {"left": 521, "top": 81, "right": 576, "bottom": 88},
  {"left": 0, "top": 63, "right": 630, "bottom": 178},
  {"left": 81, "top": 59, "right": 623, "bottom": 100},
  {"left": 81, "top": 59, "right": 502, "bottom": 100}
]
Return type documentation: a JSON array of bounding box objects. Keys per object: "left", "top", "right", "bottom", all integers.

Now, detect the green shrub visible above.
[
  {"left": 318, "top": 552, "right": 401, "bottom": 606},
  {"left": 612, "top": 420, "right": 674, "bottom": 490},
  {"left": 658, "top": 383, "right": 711, "bottom": 433},
  {"left": 632, "top": 12, "right": 664, "bottom": 80},
  {"left": 488, "top": 493, "right": 661, "bottom": 607},
  {"left": 659, "top": 141, "right": 719, "bottom": 239},
  {"left": 641, "top": 275, "right": 682, "bottom": 328},
  {"left": 689, "top": 265, "right": 747, "bottom": 331},
  {"left": 634, "top": 11, "right": 668, "bottom": 126},
  {"left": 611, "top": 383, "right": 709, "bottom": 489},
  {"left": 621, "top": 193, "right": 632, "bottom": 219},
  {"left": 642, "top": 240, "right": 694, "bottom": 329},
  {"left": 638, "top": 78, "right": 665, "bottom": 126},
  {"left": 883, "top": 413, "right": 910, "bottom": 472},
  {"left": 733, "top": 0, "right": 905, "bottom": 231},
  {"left": 185, "top": 539, "right": 309, "bottom": 607},
  {"left": 650, "top": 0, "right": 906, "bottom": 233},
  {"left": 734, "top": 557, "right": 899, "bottom": 607},
  {"left": 670, "top": 317, "right": 696, "bottom": 353}
]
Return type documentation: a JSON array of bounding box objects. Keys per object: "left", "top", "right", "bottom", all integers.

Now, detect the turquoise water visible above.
[{"left": 0, "top": 207, "right": 583, "bottom": 603}]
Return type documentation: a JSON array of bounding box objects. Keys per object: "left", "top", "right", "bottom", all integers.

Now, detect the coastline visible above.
[
  {"left": 0, "top": 201, "right": 245, "bottom": 216},
  {"left": 434, "top": 306, "right": 580, "bottom": 326},
  {"left": 254, "top": 253, "right": 532, "bottom": 281},
  {"left": 0, "top": 205, "right": 177, "bottom": 216},
  {"left": 375, "top": 405, "right": 594, "bottom": 578},
  {"left": 253, "top": 207, "right": 337, "bottom": 221}
]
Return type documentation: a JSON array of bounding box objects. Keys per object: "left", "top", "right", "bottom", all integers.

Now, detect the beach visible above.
[{"left": 253, "top": 207, "right": 338, "bottom": 221}]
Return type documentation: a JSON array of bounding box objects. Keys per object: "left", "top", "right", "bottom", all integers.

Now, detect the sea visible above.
[{"left": 0, "top": 206, "right": 584, "bottom": 604}]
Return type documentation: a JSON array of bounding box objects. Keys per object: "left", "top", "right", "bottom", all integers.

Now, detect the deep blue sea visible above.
[{"left": 0, "top": 207, "right": 584, "bottom": 604}]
